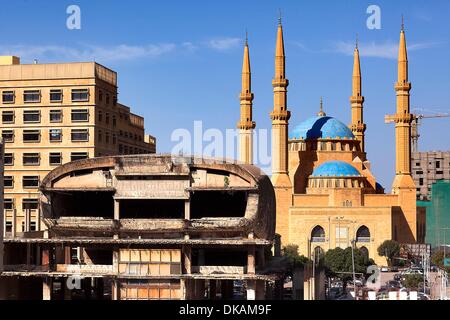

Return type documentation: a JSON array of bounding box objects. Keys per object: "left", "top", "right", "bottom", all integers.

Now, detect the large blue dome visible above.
[
  {"left": 312, "top": 161, "right": 361, "bottom": 177},
  {"left": 290, "top": 115, "right": 354, "bottom": 140}
]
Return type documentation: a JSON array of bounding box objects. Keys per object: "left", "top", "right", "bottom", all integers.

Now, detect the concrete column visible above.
[
  {"left": 112, "top": 280, "right": 119, "bottom": 300},
  {"left": 64, "top": 246, "right": 71, "bottom": 264},
  {"left": 37, "top": 205, "right": 41, "bottom": 231},
  {"left": 180, "top": 278, "right": 187, "bottom": 300},
  {"left": 12, "top": 209, "right": 16, "bottom": 238},
  {"left": 184, "top": 200, "right": 190, "bottom": 220},
  {"left": 112, "top": 248, "right": 119, "bottom": 273},
  {"left": 25, "top": 209, "right": 30, "bottom": 232},
  {"left": 246, "top": 280, "right": 256, "bottom": 300},
  {"left": 42, "top": 278, "right": 52, "bottom": 300},
  {"left": 247, "top": 246, "right": 255, "bottom": 274},
  {"left": 114, "top": 200, "right": 120, "bottom": 220},
  {"left": 183, "top": 245, "right": 192, "bottom": 274}
]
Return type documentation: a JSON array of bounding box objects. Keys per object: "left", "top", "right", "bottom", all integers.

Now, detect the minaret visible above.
[
  {"left": 237, "top": 34, "right": 255, "bottom": 164},
  {"left": 349, "top": 38, "right": 366, "bottom": 152},
  {"left": 392, "top": 20, "right": 415, "bottom": 191},
  {"left": 270, "top": 16, "right": 292, "bottom": 246},
  {"left": 270, "top": 17, "right": 291, "bottom": 187}
]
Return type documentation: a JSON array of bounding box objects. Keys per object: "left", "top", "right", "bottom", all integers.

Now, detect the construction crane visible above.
[{"left": 385, "top": 109, "right": 450, "bottom": 152}]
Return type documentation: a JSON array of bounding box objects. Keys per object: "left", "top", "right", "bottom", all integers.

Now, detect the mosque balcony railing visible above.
[
  {"left": 356, "top": 237, "right": 371, "bottom": 243},
  {"left": 311, "top": 237, "right": 326, "bottom": 243}
]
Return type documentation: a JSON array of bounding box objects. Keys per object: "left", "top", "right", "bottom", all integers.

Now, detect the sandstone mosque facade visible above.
[{"left": 236, "top": 20, "right": 426, "bottom": 265}]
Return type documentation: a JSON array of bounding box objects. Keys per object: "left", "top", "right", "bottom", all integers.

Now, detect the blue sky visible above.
[{"left": 1, "top": 0, "right": 449, "bottom": 189}]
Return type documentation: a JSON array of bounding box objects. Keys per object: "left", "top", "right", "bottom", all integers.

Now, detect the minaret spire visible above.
[
  {"left": 394, "top": 20, "right": 412, "bottom": 177},
  {"left": 270, "top": 17, "right": 291, "bottom": 185},
  {"left": 350, "top": 38, "right": 366, "bottom": 151},
  {"left": 270, "top": 16, "right": 292, "bottom": 248},
  {"left": 391, "top": 17, "right": 415, "bottom": 190},
  {"left": 318, "top": 97, "right": 326, "bottom": 117},
  {"left": 389, "top": 18, "right": 418, "bottom": 243},
  {"left": 237, "top": 32, "right": 255, "bottom": 164}
]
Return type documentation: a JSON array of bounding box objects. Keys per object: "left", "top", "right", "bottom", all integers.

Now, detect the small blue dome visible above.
[
  {"left": 312, "top": 161, "right": 361, "bottom": 177},
  {"left": 290, "top": 115, "right": 354, "bottom": 140}
]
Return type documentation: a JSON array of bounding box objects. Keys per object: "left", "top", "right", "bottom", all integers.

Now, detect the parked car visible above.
[
  {"left": 403, "top": 269, "right": 423, "bottom": 275},
  {"left": 417, "top": 292, "right": 430, "bottom": 300},
  {"left": 386, "top": 280, "right": 401, "bottom": 289},
  {"left": 380, "top": 266, "right": 390, "bottom": 272}
]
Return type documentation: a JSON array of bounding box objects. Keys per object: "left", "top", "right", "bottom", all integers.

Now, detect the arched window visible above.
[
  {"left": 311, "top": 226, "right": 325, "bottom": 242},
  {"left": 359, "top": 246, "right": 369, "bottom": 259},
  {"left": 356, "top": 226, "right": 370, "bottom": 242},
  {"left": 331, "top": 142, "right": 336, "bottom": 151}
]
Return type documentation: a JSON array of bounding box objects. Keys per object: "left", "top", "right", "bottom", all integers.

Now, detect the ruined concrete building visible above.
[{"left": 0, "top": 154, "right": 278, "bottom": 300}]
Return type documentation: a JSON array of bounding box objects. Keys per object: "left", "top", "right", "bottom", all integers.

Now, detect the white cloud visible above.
[
  {"left": 333, "top": 40, "right": 442, "bottom": 59},
  {"left": 0, "top": 37, "right": 243, "bottom": 64},
  {"left": 0, "top": 43, "right": 177, "bottom": 64},
  {"left": 206, "top": 37, "right": 241, "bottom": 51}
]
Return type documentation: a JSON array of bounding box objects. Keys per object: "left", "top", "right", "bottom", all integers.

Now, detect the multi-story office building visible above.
[
  {"left": 0, "top": 56, "right": 156, "bottom": 237},
  {"left": 0, "top": 139, "right": 4, "bottom": 272},
  {"left": 412, "top": 151, "right": 450, "bottom": 200}
]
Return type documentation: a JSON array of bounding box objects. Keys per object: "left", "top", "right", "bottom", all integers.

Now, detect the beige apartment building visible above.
[{"left": 0, "top": 56, "right": 156, "bottom": 237}]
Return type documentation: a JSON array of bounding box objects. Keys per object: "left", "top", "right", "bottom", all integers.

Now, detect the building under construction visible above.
[{"left": 0, "top": 154, "right": 279, "bottom": 300}]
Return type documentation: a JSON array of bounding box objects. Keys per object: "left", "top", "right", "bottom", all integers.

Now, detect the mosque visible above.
[{"left": 236, "top": 19, "right": 426, "bottom": 265}]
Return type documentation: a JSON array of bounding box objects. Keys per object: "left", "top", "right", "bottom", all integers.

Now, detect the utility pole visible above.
[{"left": 351, "top": 239, "right": 357, "bottom": 300}]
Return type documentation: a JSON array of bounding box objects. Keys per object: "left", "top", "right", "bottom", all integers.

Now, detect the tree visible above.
[
  {"left": 323, "top": 247, "right": 373, "bottom": 284},
  {"left": 377, "top": 240, "right": 400, "bottom": 266},
  {"left": 402, "top": 274, "right": 423, "bottom": 290},
  {"left": 431, "top": 250, "right": 450, "bottom": 273},
  {"left": 281, "top": 244, "right": 309, "bottom": 273}
]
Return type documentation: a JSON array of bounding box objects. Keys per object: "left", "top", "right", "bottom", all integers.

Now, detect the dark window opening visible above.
[
  {"left": 2, "top": 91, "right": 14, "bottom": 103},
  {"left": 311, "top": 225, "right": 326, "bottom": 242},
  {"left": 83, "top": 248, "right": 113, "bottom": 265},
  {"left": 190, "top": 191, "right": 247, "bottom": 218},
  {"left": 52, "top": 191, "right": 114, "bottom": 218},
  {"left": 24, "top": 90, "right": 40, "bottom": 103},
  {"left": 23, "top": 198, "right": 38, "bottom": 210},
  {"left": 71, "top": 152, "right": 88, "bottom": 161},
  {"left": 4, "top": 176, "right": 13, "bottom": 188},
  {"left": 356, "top": 226, "right": 371, "bottom": 242},
  {"left": 23, "top": 110, "right": 40, "bottom": 123},
  {"left": 50, "top": 89, "right": 63, "bottom": 102},
  {"left": 71, "top": 89, "right": 89, "bottom": 102},
  {"left": 49, "top": 153, "right": 62, "bottom": 165},
  {"left": 4, "top": 199, "right": 14, "bottom": 210},
  {"left": 191, "top": 248, "right": 247, "bottom": 267},
  {"left": 23, "top": 130, "right": 40, "bottom": 142},
  {"left": 4, "top": 153, "right": 13, "bottom": 165},
  {"left": 50, "top": 110, "right": 62, "bottom": 122},
  {"left": 2, "top": 130, "right": 14, "bottom": 142},
  {"left": 2, "top": 111, "right": 14, "bottom": 123},
  {"left": 23, "top": 176, "right": 39, "bottom": 188},
  {"left": 120, "top": 199, "right": 185, "bottom": 219}
]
